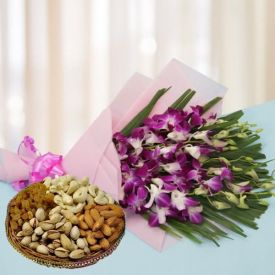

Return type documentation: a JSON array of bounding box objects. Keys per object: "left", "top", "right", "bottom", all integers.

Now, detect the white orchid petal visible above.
[
  {"left": 156, "top": 207, "right": 167, "bottom": 224},
  {"left": 151, "top": 178, "right": 164, "bottom": 188},
  {"left": 162, "top": 162, "right": 181, "bottom": 173},
  {"left": 171, "top": 190, "right": 185, "bottom": 211},
  {"left": 185, "top": 145, "right": 201, "bottom": 159},
  {"left": 144, "top": 184, "right": 159, "bottom": 208}
]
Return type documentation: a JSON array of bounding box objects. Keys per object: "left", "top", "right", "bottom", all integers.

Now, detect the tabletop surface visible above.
[{"left": 1, "top": 100, "right": 275, "bottom": 275}]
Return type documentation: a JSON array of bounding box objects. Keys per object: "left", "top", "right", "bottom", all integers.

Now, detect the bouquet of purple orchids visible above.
[{"left": 113, "top": 89, "right": 274, "bottom": 245}]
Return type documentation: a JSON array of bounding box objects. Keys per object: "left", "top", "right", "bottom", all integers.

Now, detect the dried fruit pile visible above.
[{"left": 8, "top": 175, "right": 125, "bottom": 261}]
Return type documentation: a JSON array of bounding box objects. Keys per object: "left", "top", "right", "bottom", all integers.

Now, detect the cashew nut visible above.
[
  {"left": 66, "top": 180, "right": 80, "bottom": 195},
  {"left": 65, "top": 203, "right": 85, "bottom": 214},
  {"left": 73, "top": 186, "right": 88, "bottom": 203}
]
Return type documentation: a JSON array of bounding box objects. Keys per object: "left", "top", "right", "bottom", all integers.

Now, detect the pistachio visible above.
[
  {"left": 49, "top": 213, "right": 62, "bottom": 224},
  {"left": 39, "top": 221, "right": 55, "bottom": 231},
  {"left": 69, "top": 249, "right": 85, "bottom": 259},
  {"left": 60, "top": 234, "right": 74, "bottom": 251},
  {"left": 47, "top": 230, "right": 61, "bottom": 240},
  {"left": 49, "top": 205, "right": 62, "bottom": 216},
  {"left": 16, "top": 231, "right": 24, "bottom": 238},
  {"left": 48, "top": 243, "right": 55, "bottom": 250},
  {"left": 66, "top": 180, "right": 80, "bottom": 195},
  {"left": 22, "top": 222, "right": 33, "bottom": 236},
  {"left": 52, "top": 239, "right": 61, "bottom": 248},
  {"left": 36, "top": 244, "right": 49, "bottom": 255},
  {"left": 21, "top": 236, "right": 32, "bottom": 246},
  {"left": 55, "top": 247, "right": 69, "bottom": 258},
  {"left": 73, "top": 186, "right": 88, "bottom": 203},
  {"left": 29, "top": 242, "right": 40, "bottom": 250},
  {"left": 59, "top": 221, "right": 72, "bottom": 235},
  {"left": 29, "top": 218, "right": 38, "bottom": 228},
  {"left": 70, "top": 226, "right": 80, "bottom": 240},
  {"left": 55, "top": 218, "right": 66, "bottom": 229},
  {"left": 72, "top": 241, "right": 78, "bottom": 250},
  {"left": 34, "top": 226, "right": 44, "bottom": 236},
  {"left": 31, "top": 233, "right": 39, "bottom": 242},
  {"left": 83, "top": 238, "right": 88, "bottom": 247},
  {"left": 35, "top": 208, "right": 46, "bottom": 222},
  {"left": 61, "top": 209, "right": 74, "bottom": 220},
  {"left": 41, "top": 232, "right": 48, "bottom": 240},
  {"left": 84, "top": 246, "right": 90, "bottom": 254},
  {"left": 76, "top": 238, "right": 86, "bottom": 249}
]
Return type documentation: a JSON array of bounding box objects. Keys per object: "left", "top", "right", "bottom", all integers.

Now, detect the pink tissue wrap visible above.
[
  {"left": 63, "top": 59, "right": 227, "bottom": 251},
  {"left": 0, "top": 59, "right": 227, "bottom": 251}
]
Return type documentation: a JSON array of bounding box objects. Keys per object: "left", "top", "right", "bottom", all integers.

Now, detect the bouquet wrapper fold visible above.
[
  {"left": 63, "top": 59, "right": 227, "bottom": 251},
  {"left": 0, "top": 59, "right": 227, "bottom": 251}
]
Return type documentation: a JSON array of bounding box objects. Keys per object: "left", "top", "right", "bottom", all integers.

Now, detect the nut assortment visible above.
[{"left": 7, "top": 175, "right": 125, "bottom": 266}]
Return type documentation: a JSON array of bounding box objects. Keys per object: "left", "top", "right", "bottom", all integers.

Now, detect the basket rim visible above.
[{"left": 5, "top": 184, "right": 125, "bottom": 269}]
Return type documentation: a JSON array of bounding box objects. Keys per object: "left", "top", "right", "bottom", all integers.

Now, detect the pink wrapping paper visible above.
[
  {"left": 63, "top": 59, "right": 227, "bottom": 251},
  {"left": 0, "top": 59, "right": 227, "bottom": 251}
]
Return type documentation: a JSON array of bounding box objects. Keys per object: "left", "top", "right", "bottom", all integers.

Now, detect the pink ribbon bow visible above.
[{"left": 11, "top": 136, "right": 65, "bottom": 191}]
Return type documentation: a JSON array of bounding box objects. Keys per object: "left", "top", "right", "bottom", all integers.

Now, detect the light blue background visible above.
[{"left": 1, "top": 101, "right": 275, "bottom": 275}]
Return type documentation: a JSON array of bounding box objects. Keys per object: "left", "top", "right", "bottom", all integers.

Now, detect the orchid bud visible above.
[
  {"left": 216, "top": 119, "right": 225, "bottom": 124},
  {"left": 245, "top": 169, "right": 259, "bottom": 180},
  {"left": 218, "top": 157, "right": 231, "bottom": 166},
  {"left": 232, "top": 166, "right": 243, "bottom": 172},
  {"left": 211, "top": 201, "right": 231, "bottom": 210},
  {"left": 228, "top": 146, "right": 238, "bottom": 151},
  {"left": 224, "top": 192, "right": 239, "bottom": 205},
  {"left": 198, "top": 155, "right": 209, "bottom": 163},
  {"left": 237, "top": 133, "right": 247, "bottom": 138},
  {"left": 259, "top": 200, "right": 269, "bottom": 206},
  {"left": 237, "top": 195, "right": 249, "bottom": 209},
  {"left": 227, "top": 139, "right": 236, "bottom": 145},
  {"left": 256, "top": 128, "right": 263, "bottom": 133},
  {"left": 245, "top": 157, "right": 254, "bottom": 162},
  {"left": 260, "top": 183, "right": 275, "bottom": 190},
  {"left": 194, "top": 187, "right": 208, "bottom": 195},
  {"left": 212, "top": 139, "right": 228, "bottom": 148},
  {"left": 214, "top": 130, "right": 229, "bottom": 139}
]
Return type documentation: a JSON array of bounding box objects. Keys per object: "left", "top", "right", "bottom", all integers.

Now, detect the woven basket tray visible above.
[{"left": 5, "top": 187, "right": 125, "bottom": 269}]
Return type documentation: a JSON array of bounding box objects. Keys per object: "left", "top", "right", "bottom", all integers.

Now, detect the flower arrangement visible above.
[{"left": 113, "top": 89, "right": 274, "bottom": 245}]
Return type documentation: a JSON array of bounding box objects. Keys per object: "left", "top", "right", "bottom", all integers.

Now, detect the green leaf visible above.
[
  {"left": 170, "top": 89, "right": 196, "bottom": 110},
  {"left": 220, "top": 110, "right": 244, "bottom": 121},
  {"left": 121, "top": 87, "right": 170, "bottom": 136},
  {"left": 202, "top": 97, "right": 222, "bottom": 114}
]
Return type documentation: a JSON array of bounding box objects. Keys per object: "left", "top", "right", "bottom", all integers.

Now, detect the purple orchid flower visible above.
[{"left": 203, "top": 176, "right": 223, "bottom": 192}]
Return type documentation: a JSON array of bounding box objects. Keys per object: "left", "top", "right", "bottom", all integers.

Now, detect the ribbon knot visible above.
[{"left": 12, "top": 136, "right": 65, "bottom": 191}]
